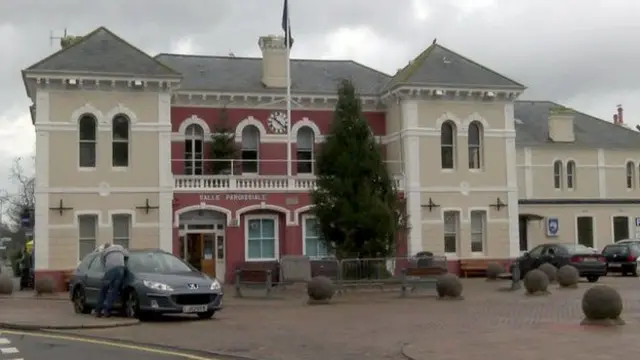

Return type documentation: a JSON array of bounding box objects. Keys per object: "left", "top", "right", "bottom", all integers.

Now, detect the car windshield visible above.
[
  {"left": 127, "top": 252, "right": 194, "bottom": 273},
  {"left": 603, "top": 245, "right": 629, "bottom": 255},
  {"left": 562, "top": 244, "right": 594, "bottom": 254}
]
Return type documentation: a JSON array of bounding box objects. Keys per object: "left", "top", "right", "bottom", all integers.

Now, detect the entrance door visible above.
[
  {"left": 613, "top": 216, "right": 630, "bottom": 242},
  {"left": 577, "top": 216, "right": 594, "bottom": 248},
  {"left": 186, "top": 233, "right": 202, "bottom": 271},
  {"left": 200, "top": 233, "right": 216, "bottom": 277}
]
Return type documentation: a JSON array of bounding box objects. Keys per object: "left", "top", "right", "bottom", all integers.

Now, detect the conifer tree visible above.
[{"left": 311, "top": 79, "right": 403, "bottom": 259}]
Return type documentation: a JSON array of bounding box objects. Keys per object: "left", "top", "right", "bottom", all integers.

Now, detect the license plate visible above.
[
  {"left": 183, "top": 305, "right": 208, "bottom": 313},
  {"left": 608, "top": 263, "right": 622, "bottom": 267},
  {"left": 583, "top": 258, "right": 597, "bottom": 262}
]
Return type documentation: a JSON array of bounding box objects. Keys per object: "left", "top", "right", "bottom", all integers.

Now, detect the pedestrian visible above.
[
  {"left": 94, "top": 243, "right": 128, "bottom": 318},
  {"left": 19, "top": 247, "right": 32, "bottom": 290}
]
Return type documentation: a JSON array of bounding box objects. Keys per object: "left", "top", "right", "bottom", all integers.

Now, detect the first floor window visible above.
[
  {"left": 443, "top": 211, "right": 459, "bottom": 253},
  {"left": 470, "top": 210, "right": 486, "bottom": 253},
  {"left": 246, "top": 217, "right": 276, "bottom": 260},
  {"left": 112, "top": 214, "right": 131, "bottom": 249},
  {"left": 78, "top": 214, "right": 98, "bottom": 261},
  {"left": 303, "top": 217, "right": 328, "bottom": 259}
]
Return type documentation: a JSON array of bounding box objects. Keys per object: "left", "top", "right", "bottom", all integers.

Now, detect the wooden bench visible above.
[
  {"left": 400, "top": 266, "right": 447, "bottom": 296},
  {"left": 459, "top": 259, "right": 492, "bottom": 278}
]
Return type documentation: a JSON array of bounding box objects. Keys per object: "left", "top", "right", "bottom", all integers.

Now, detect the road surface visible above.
[{"left": 0, "top": 330, "right": 225, "bottom": 360}]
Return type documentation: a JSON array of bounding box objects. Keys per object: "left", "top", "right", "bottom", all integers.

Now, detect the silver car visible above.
[{"left": 69, "top": 249, "right": 223, "bottom": 320}]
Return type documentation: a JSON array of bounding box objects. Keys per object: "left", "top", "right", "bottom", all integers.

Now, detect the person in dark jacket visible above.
[{"left": 18, "top": 248, "right": 32, "bottom": 290}]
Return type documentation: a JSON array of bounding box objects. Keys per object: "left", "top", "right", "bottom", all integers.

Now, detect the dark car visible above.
[
  {"left": 69, "top": 249, "right": 223, "bottom": 320},
  {"left": 512, "top": 243, "right": 607, "bottom": 282},
  {"left": 602, "top": 243, "right": 640, "bottom": 276}
]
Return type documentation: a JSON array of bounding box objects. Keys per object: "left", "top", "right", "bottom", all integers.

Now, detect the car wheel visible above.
[
  {"left": 124, "top": 290, "right": 149, "bottom": 320},
  {"left": 586, "top": 275, "right": 599, "bottom": 283},
  {"left": 197, "top": 310, "right": 215, "bottom": 319},
  {"left": 72, "top": 287, "right": 91, "bottom": 314}
]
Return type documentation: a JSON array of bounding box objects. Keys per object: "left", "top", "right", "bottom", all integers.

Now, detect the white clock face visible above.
[{"left": 267, "top": 112, "right": 288, "bottom": 134}]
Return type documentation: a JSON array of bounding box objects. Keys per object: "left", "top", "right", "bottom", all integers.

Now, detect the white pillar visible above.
[
  {"left": 34, "top": 90, "right": 50, "bottom": 270},
  {"left": 504, "top": 103, "right": 520, "bottom": 258},
  {"left": 400, "top": 99, "right": 422, "bottom": 256},
  {"left": 157, "top": 92, "right": 174, "bottom": 252}
]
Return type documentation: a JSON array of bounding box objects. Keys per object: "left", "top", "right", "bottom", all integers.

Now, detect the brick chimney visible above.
[
  {"left": 613, "top": 114, "right": 619, "bottom": 124},
  {"left": 617, "top": 104, "right": 624, "bottom": 125}
]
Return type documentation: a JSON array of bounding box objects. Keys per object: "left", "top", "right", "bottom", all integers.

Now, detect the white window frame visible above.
[
  {"left": 111, "top": 213, "right": 132, "bottom": 249},
  {"left": 467, "top": 121, "right": 483, "bottom": 170},
  {"left": 78, "top": 114, "right": 97, "bottom": 171},
  {"left": 443, "top": 210, "right": 460, "bottom": 256},
  {"left": 566, "top": 160, "right": 576, "bottom": 190},
  {"left": 296, "top": 127, "right": 315, "bottom": 175},
  {"left": 241, "top": 125, "right": 260, "bottom": 175},
  {"left": 184, "top": 124, "right": 205, "bottom": 175},
  {"left": 244, "top": 214, "right": 279, "bottom": 261},
  {"left": 77, "top": 213, "right": 98, "bottom": 261},
  {"left": 440, "top": 121, "right": 457, "bottom": 170},
  {"left": 111, "top": 114, "right": 130, "bottom": 170},
  {"left": 627, "top": 161, "right": 635, "bottom": 189},
  {"left": 301, "top": 214, "right": 329, "bottom": 259},
  {"left": 553, "top": 160, "right": 563, "bottom": 189},
  {"left": 470, "top": 210, "right": 487, "bottom": 255}
]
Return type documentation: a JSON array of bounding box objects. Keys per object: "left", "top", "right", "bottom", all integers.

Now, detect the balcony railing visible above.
[{"left": 173, "top": 159, "right": 404, "bottom": 191}]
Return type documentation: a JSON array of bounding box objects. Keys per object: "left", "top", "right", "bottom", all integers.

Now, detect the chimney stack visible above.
[
  {"left": 258, "top": 35, "right": 288, "bottom": 88},
  {"left": 613, "top": 114, "right": 619, "bottom": 124},
  {"left": 617, "top": 104, "right": 624, "bottom": 124},
  {"left": 548, "top": 107, "right": 575, "bottom": 142}
]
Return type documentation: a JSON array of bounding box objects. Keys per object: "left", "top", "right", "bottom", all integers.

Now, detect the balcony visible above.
[{"left": 173, "top": 159, "right": 404, "bottom": 192}]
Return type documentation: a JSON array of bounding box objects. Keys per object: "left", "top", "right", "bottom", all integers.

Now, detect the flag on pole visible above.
[{"left": 281, "top": 0, "right": 294, "bottom": 48}]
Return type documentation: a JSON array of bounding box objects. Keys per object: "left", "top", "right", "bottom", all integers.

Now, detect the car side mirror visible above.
[{"left": 521, "top": 252, "right": 530, "bottom": 258}]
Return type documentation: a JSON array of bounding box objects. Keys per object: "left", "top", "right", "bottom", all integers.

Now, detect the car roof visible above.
[{"left": 613, "top": 239, "right": 640, "bottom": 244}]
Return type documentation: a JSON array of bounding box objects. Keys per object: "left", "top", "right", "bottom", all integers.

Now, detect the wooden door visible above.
[
  {"left": 200, "top": 233, "right": 216, "bottom": 277},
  {"left": 187, "top": 233, "right": 202, "bottom": 271}
]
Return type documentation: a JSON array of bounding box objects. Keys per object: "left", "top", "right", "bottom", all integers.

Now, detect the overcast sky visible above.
[{"left": 1, "top": 0, "right": 640, "bottom": 193}]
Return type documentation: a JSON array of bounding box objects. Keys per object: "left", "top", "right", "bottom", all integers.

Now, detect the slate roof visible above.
[
  {"left": 24, "top": 27, "right": 180, "bottom": 78},
  {"left": 154, "top": 54, "right": 390, "bottom": 95},
  {"left": 514, "top": 101, "right": 640, "bottom": 148},
  {"left": 384, "top": 43, "right": 525, "bottom": 92}
]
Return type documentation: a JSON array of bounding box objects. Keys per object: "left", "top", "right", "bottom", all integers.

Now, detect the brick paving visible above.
[{"left": 38, "top": 276, "right": 640, "bottom": 360}]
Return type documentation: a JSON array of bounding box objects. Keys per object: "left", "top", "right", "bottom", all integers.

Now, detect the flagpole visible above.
[{"left": 285, "top": 15, "right": 292, "bottom": 177}]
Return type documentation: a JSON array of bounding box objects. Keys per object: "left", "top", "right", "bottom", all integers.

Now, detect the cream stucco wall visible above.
[{"left": 48, "top": 90, "right": 159, "bottom": 124}]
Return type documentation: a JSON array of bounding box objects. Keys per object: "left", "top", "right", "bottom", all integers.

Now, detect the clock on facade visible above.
[{"left": 267, "top": 111, "right": 288, "bottom": 134}]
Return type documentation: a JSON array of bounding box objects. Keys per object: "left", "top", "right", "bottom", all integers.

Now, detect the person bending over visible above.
[{"left": 94, "top": 243, "right": 128, "bottom": 317}]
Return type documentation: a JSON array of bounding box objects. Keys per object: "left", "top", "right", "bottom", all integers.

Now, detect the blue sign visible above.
[
  {"left": 20, "top": 210, "right": 31, "bottom": 229},
  {"left": 635, "top": 217, "right": 640, "bottom": 227},
  {"left": 546, "top": 217, "right": 559, "bottom": 237}
]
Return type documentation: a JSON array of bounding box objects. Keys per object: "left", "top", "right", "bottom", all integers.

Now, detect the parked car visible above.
[
  {"left": 614, "top": 238, "right": 640, "bottom": 244},
  {"left": 512, "top": 243, "right": 607, "bottom": 282},
  {"left": 69, "top": 249, "right": 223, "bottom": 320},
  {"left": 601, "top": 242, "right": 640, "bottom": 276}
]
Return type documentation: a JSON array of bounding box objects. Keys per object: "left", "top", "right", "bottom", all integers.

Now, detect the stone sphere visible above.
[
  {"left": 436, "top": 273, "right": 463, "bottom": 299},
  {"left": 34, "top": 276, "right": 55, "bottom": 295},
  {"left": 486, "top": 262, "right": 504, "bottom": 280},
  {"left": 557, "top": 265, "right": 579, "bottom": 288},
  {"left": 523, "top": 269, "right": 549, "bottom": 294},
  {"left": 582, "top": 285, "right": 623, "bottom": 320},
  {"left": 538, "top": 263, "right": 558, "bottom": 282},
  {"left": 0, "top": 274, "right": 13, "bottom": 295},
  {"left": 307, "top": 276, "right": 335, "bottom": 301}
]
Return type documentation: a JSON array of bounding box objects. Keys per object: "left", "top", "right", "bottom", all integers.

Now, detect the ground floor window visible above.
[
  {"left": 612, "top": 216, "right": 630, "bottom": 242},
  {"left": 112, "top": 213, "right": 131, "bottom": 248},
  {"left": 470, "top": 210, "right": 486, "bottom": 253},
  {"left": 78, "top": 214, "right": 98, "bottom": 261},
  {"left": 576, "top": 216, "right": 594, "bottom": 248},
  {"left": 245, "top": 216, "right": 277, "bottom": 260},
  {"left": 303, "top": 216, "right": 329, "bottom": 259},
  {"left": 443, "top": 211, "right": 459, "bottom": 254}
]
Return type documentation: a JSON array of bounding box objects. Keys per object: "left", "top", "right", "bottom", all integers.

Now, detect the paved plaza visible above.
[{"left": 0, "top": 276, "right": 619, "bottom": 360}]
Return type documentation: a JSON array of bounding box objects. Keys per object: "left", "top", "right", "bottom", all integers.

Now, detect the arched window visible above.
[
  {"left": 241, "top": 125, "right": 260, "bottom": 174},
  {"left": 78, "top": 115, "right": 97, "bottom": 168},
  {"left": 184, "top": 124, "right": 204, "bottom": 175},
  {"left": 296, "top": 127, "right": 315, "bottom": 174},
  {"left": 553, "top": 160, "right": 563, "bottom": 189},
  {"left": 440, "top": 121, "right": 456, "bottom": 169},
  {"left": 468, "top": 121, "right": 483, "bottom": 169},
  {"left": 566, "top": 160, "right": 576, "bottom": 189},
  {"left": 112, "top": 115, "right": 130, "bottom": 167},
  {"left": 627, "top": 161, "right": 635, "bottom": 189}
]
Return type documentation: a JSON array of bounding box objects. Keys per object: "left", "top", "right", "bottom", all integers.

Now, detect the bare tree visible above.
[{"left": 1, "top": 157, "right": 35, "bottom": 231}]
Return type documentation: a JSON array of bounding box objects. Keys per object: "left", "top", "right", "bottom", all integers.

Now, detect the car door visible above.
[
  {"left": 84, "top": 255, "right": 106, "bottom": 305},
  {"left": 519, "top": 245, "right": 545, "bottom": 274},
  {"left": 542, "top": 245, "right": 566, "bottom": 268}
]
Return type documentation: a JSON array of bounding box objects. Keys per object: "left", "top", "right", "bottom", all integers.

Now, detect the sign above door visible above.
[{"left": 200, "top": 194, "right": 267, "bottom": 202}]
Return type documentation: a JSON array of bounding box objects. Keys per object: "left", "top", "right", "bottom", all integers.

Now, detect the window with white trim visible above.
[
  {"left": 467, "top": 121, "right": 483, "bottom": 169},
  {"left": 112, "top": 114, "right": 130, "bottom": 167},
  {"left": 78, "top": 115, "right": 97, "bottom": 168},
  {"left": 246, "top": 217, "right": 276, "bottom": 260},
  {"left": 627, "top": 161, "right": 635, "bottom": 189},
  {"left": 443, "top": 211, "right": 459, "bottom": 253},
  {"left": 566, "top": 160, "right": 576, "bottom": 189},
  {"left": 241, "top": 126, "right": 260, "bottom": 174},
  {"left": 78, "top": 214, "right": 98, "bottom": 261},
  {"left": 440, "top": 121, "right": 456, "bottom": 169},
  {"left": 470, "top": 210, "right": 486, "bottom": 253},
  {"left": 184, "top": 124, "right": 204, "bottom": 175},
  {"left": 303, "top": 216, "right": 328, "bottom": 259},
  {"left": 553, "top": 160, "right": 563, "bottom": 189},
  {"left": 296, "top": 127, "right": 314, "bottom": 174},
  {"left": 112, "top": 214, "right": 131, "bottom": 249}
]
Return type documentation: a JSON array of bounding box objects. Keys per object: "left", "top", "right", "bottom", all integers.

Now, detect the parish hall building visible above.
[{"left": 23, "top": 27, "right": 640, "bottom": 288}]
